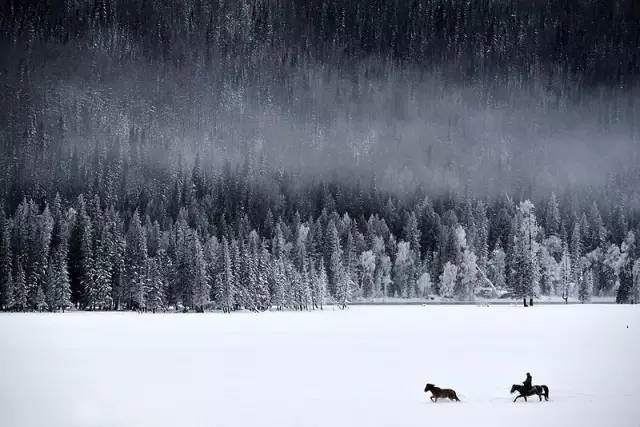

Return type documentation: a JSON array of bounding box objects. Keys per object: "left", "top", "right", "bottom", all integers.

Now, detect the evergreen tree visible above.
[
  {"left": 312, "top": 262, "right": 328, "bottom": 309},
  {"left": 218, "top": 238, "right": 235, "bottom": 312},
  {"left": 0, "top": 211, "right": 13, "bottom": 309},
  {"left": 579, "top": 268, "right": 593, "bottom": 303},
  {"left": 325, "top": 219, "right": 342, "bottom": 296},
  {"left": 125, "top": 210, "right": 148, "bottom": 309},
  {"left": 13, "top": 259, "right": 27, "bottom": 311},
  {"left": 191, "top": 235, "right": 210, "bottom": 312},
  {"left": 545, "top": 193, "right": 561, "bottom": 236}
]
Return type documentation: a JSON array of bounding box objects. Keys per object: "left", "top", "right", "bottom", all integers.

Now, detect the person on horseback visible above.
[{"left": 523, "top": 372, "right": 533, "bottom": 393}]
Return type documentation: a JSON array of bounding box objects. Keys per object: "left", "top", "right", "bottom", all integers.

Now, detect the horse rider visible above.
[{"left": 523, "top": 372, "right": 533, "bottom": 393}]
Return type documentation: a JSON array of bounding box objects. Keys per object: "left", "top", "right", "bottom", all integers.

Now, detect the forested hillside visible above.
[{"left": 1, "top": 0, "right": 639, "bottom": 311}]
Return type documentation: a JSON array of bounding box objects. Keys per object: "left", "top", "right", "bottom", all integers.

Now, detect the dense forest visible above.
[{"left": 0, "top": 0, "right": 639, "bottom": 311}]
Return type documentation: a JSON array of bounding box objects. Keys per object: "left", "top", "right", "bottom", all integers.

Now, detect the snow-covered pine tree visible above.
[
  {"left": 335, "top": 269, "right": 351, "bottom": 309},
  {"left": 578, "top": 267, "right": 593, "bottom": 303},
  {"left": 53, "top": 247, "right": 72, "bottom": 312},
  {"left": 255, "top": 244, "right": 271, "bottom": 310},
  {"left": 488, "top": 241, "right": 506, "bottom": 291},
  {"left": 359, "top": 250, "right": 375, "bottom": 298},
  {"left": 13, "top": 259, "right": 27, "bottom": 311},
  {"left": 0, "top": 211, "right": 13, "bottom": 310},
  {"left": 270, "top": 257, "right": 285, "bottom": 310},
  {"left": 218, "top": 238, "right": 235, "bottom": 312},
  {"left": 312, "top": 261, "right": 328, "bottom": 309},
  {"left": 125, "top": 210, "right": 147, "bottom": 310},
  {"left": 325, "top": 219, "right": 342, "bottom": 296},
  {"left": 560, "top": 243, "right": 572, "bottom": 299},
  {"left": 191, "top": 235, "right": 210, "bottom": 312},
  {"left": 545, "top": 192, "right": 561, "bottom": 237},
  {"left": 571, "top": 221, "right": 583, "bottom": 287},
  {"left": 148, "top": 252, "right": 171, "bottom": 312}
]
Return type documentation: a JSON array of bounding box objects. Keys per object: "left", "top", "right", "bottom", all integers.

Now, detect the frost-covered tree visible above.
[
  {"left": 545, "top": 193, "right": 561, "bottom": 237},
  {"left": 394, "top": 241, "right": 415, "bottom": 297},
  {"left": 559, "top": 243, "right": 572, "bottom": 299},
  {"left": 325, "top": 219, "right": 342, "bottom": 295},
  {"left": 218, "top": 238, "right": 235, "bottom": 312},
  {"left": 335, "top": 269, "right": 352, "bottom": 309},
  {"left": 191, "top": 235, "right": 210, "bottom": 312},
  {"left": 632, "top": 259, "right": 640, "bottom": 304},
  {"left": 13, "top": 259, "right": 27, "bottom": 311},
  {"left": 439, "top": 262, "right": 458, "bottom": 298},
  {"left": 416, "top": 271, "right": 432, "bottom": 298},
  {"left": 578, "top": 268, "right": 593, "bottom": 303},
  {"left": 0, "top": 211, "right": 13, "bottom": 310},
  {"left": 488, "top": 242, "right": 506, "bottom": 291},
  {"left": 312, "top": 262, "right": 327, "bottom": 309},
  {"left": 359, "top": 250, "right": 376, "bottom": 298},
  {"left": 458, "top": 248, "right": 479, "bottom": 301},
  {"left": 125, "top": 210, "right": 148, "bottom": 309}
]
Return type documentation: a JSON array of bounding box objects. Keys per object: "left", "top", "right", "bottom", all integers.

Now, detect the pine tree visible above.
[
  {"left": 69, "top": 194, "right": 92, "bottom": 308},
  {"left": 560, "top": 243, "right": 572, "bottom": 299},
  {"left": 571, "top": 222, "right": 583, "bottom": 285},
  {"left": 335, "top": 269, "right": 351, "bottom": 309},
  {"left": 53, "top": 247, "right": 71, "bottom": 311},
  {"left": 403, "top": 211, "right": 421, "bottom": 256},
  {"left": 255, "top": 245, "right": 271, "bottom": 310},
  {"left": 488, "top": 242, "right": 506, "bottom": 291},
  {"left": 13, "top": 259, "right": 27, "bottom": 311},
  {"left": 191, "top": 235, "right": 210, "bottom": 312},
  {"left": 0, "top": 211, "right": 13, "bottom": 309},
  {"left": 218, "top": 238, "right": 235, "bottom": 312},
  {"left": 144, "top": 258, "right": 165, "bottom": 313},
  {"left": 545, "top": 193, "right": 561, "bottom": 236},
  {"left": 272, "top": 258, "right": 287, "bottom": 310},
  {"left": 359, "top": 250, "right": 376, "bottom": 298},
  {"left": 126, "top": 210, "right": 148, "bottom": 309},
  {"left": 578, "top": 268, "right": 593, "bottom": 303},
  {"left": 325, "top": 219, "right": 342, "bottom": 296},
  {"left": 312, "top": 262, "right": 328, "bottom": 309}
]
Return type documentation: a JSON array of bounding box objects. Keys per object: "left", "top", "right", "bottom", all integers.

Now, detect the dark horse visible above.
[
  {"left": 424, "top": 383, "right": 460, "bottom": 402},
  {"left": 510, "top": 384, "right": 549, "bottom": 402}
]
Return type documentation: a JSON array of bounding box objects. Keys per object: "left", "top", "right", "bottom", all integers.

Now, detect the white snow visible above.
[{"left": 0, "top": 305, "right": 639, "bottom": 427}]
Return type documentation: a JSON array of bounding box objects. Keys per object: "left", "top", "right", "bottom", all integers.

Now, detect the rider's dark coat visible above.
[{"left": 523, "top": 373, "right": 532, "bottom": 391}]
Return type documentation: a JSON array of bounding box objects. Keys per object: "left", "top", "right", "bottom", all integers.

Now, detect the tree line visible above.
[{"left": 1, "top": 168, "right": 639, "bottom": 312}]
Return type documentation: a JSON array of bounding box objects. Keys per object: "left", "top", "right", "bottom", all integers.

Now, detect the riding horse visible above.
[
  {"left": 510, "top": 384, "right": 549, "bottom": 402},
  {"left": 424, "top": 383, "right": 460, "bottom": 402}
]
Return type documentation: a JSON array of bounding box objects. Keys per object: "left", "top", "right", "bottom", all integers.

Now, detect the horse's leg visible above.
[
  {"left": 430, "top": 396, "right": 435, "bottom": 402},
  {"left": 524, "top": 396, "right": 527, "bottom": 402},
  {"left": 513, "top": 395, "right": 521, "bottom": 403}
]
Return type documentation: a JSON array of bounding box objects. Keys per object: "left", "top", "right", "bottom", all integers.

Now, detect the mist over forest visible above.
[{"left": 1, "top": 0, "right": 639, "bottom": 311}]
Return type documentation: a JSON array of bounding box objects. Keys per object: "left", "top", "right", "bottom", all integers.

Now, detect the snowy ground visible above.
[{"left": 0, "top": 305, "right": 638, "bottom": 427}]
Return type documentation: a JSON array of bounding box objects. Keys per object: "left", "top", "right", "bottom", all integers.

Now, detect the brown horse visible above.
[{"left": 424, "top": 383, "right": 461, "bottom": 402}]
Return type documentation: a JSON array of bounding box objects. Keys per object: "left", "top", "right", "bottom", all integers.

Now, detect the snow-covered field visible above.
[{"left": 1, "top": 305, "right": 638, "bottom": 427}]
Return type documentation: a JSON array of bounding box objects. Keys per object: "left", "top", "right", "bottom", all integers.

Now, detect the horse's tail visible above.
[{"left": 541, "top": 385, "right": 549, "bottom": 400}]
